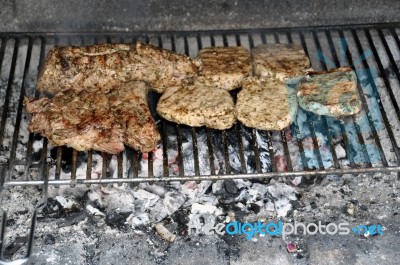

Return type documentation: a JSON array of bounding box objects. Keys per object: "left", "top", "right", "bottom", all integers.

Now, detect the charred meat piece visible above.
[
  {"left": 37, "top": 43, "right": 201, "bottom": 94},
  {"left": 297, "top": 67, "right": 362, "bottom": 117},
  {"left": 236, "top": 77, "right": 298, "bottom": 131},
  {"left": 156, "top": 85, "right": 236, "bottom": 130},
  {"left": 25, "top": 81, "right": 160, "bottom": 154},
  {"left": 194, "top": 46, "right": 251, "bottom": 90},
  {"left": 251, "top": 44, "right": 311, "bottom": 81}
]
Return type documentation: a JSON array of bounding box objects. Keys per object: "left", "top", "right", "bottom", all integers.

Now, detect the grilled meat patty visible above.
[
  {"left": 236, "top": 77, "right": 298, "bottom": 131},
  {"left": 37, "top": 43, "right": 201, "bottom": 94},
  {"left": 194, "top": 46, "right": 251, "bottom": 90},
  {"left": 297, "top": 67, "right": 362, "bottom": 117},
  {"left": 251, "top": 44, "right": 311, "bottom": 81},
  {"left": 156, "top": 85, "right": 236, "bottom": 130},
  {"left": 25, "top": 81, "right": 160, "bottom": 154}
]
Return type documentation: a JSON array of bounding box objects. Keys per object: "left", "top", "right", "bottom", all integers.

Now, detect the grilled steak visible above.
[
  {"left": 25, "top": 81, "right": 160, "bottom": 154},
  {"left": 297, "top": 67, "right": 362, "bottom": 116},
  {"left": 236, "top": 77, "right": 298, "bottom": 131},
  {"left": 251, "top": 44, "right": 311, "bottom": 81},
  {"left": 156, "top": 85, "right": 235, "bottom": 130},
  {"left": 194, "top": 46, "right": 251, "bottom": 90},
  {"left": 37, "top": 43, "right": 201, "bottom": 94}
]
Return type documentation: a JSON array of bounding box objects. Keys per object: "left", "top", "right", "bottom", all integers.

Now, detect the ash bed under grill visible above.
[{"left": 0, "top": 23, "right": 400, "bottom": 263}]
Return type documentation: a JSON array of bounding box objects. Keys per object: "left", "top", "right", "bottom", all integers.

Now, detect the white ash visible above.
[{"left": 86, "top": 205, "right": 105, "bottom": 217}]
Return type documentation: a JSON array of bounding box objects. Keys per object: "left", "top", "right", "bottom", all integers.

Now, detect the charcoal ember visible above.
[
  {"left": 44, "top": 234, "right": 56, "bottom": 245},
  {"left": 171, "top": 208, "right": 190, "bottom": 227},
  {"left": 249, "top": 203, "right": 261, "bottom": 214},
  {"left": 224, "top": 180, "right": 238, "bottom": 195},
  {"left": 105, "top": 211, "right": 131, "bottom": 231},
  {"left": 6, "top": 218, "right": 15, "bottom": 226},
  {"left": 42, "top": 198, "right": 65, "bottom": 218}
]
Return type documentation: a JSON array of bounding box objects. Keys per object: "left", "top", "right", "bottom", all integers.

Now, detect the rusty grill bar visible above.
[{"left": 0, "top": 23, "right": 400, "bottom": 190}]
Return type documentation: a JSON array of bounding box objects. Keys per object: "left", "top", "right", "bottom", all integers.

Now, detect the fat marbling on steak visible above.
[
  {"left": 25, "top": 81, "right": 160, "bottom": 154},
  {"left": 251, "top": 43, "right": 311, "bottom": 81},
  {"left": 36, "top": 42, "right": 201, "bottom": 94},
  {"left": 194, "top": 46, "right": 252, "bottom": 90},
  {"left": 297, "top": 67, "right": 362, "bottom": 117},
  {"left": 236, "top": 77, "right": 298, "bottom": 131},
  {"left": 156, "top": 85, "right": 236, "bottom": 130}
]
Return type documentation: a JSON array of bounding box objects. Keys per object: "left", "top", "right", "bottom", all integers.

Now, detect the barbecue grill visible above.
[{"left": 1, "top": 23, "right": 400, "bottom": 263}]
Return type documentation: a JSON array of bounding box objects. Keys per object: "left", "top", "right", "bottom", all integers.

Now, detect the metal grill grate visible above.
[{"left": 0, "top": 23, "right": 400, "bottom": 190}]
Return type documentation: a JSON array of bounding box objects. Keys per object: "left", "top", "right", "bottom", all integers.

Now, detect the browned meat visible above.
[
  {"left": 25, "top": 81, "right": 160, "bottom": 154},
  {"left": 37, "top": 43, "right": 201, "bottom": 94},
  {"left": 194, "top": 46, "right": 252, "bottom": 90}
]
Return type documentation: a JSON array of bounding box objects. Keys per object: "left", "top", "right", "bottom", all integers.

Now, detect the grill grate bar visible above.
[
  {"left": 175, "top": 125, "right": 185, "bottom": 176},
  {"left": 360, "top": 29, "right": 400, "bottom": 163},
  {"left": 236, "top": 124, "right": 248, "bottom": 174},
  {"left": 0, "top": 39, "right": 19, "bottom": 149},
  {"left": 157, "top": 36, "right": 171, "bottom": 178},
  {"left": 272, "top": 34, "right": 298, "bottom": 172},
  {"left": 5, "top": 165, "right": 400, "bottom": 186},
  {"left": 86, "top": 150, "right": 92, "bottom": 187},
  {"left": 0, "top": 210, "right": 6, "bottom": 259},
  {"left": 222, "top": 131, "right": 232, "bottom": 174},
  {"left": 286, "top": 32, "right": 308, "bottom": 170},
  {"left": 70, "top": 149, "right": 78, "bottom": 187},
  {"left": 8, "top": 38, "right": 33, "bottom": 178},
  {"left": 339, "top": 30, "right": 389, "bottom": 166},
  {"left": 161, "top": 121, "right": 170, "bottom": 177},
  {"left": 378, "top": 29, "right": 400, "bottom": 95},
  {"left": 300, "top": 32, "right": 327, "bottom": 169},
  {"left": 310, "top": 31, "right": 357, "bottom": 168},
  {"left": 365, "top": 29, "right": 400, "bottom": 122},
  {"left": 258, "top": 34, "right": 277, "bottom": 172},
  {"left": 206, "top": 128, "right": 216, "bottom": 175},
  {"left": 354, "top": 28, "right": 400, "bottom": 164},
  {"left": 250, "top": 129, "right": 262, "bottom": 173},
  {"left": 325, "top": 30, "right": 373, "bottom": 167},
  {"left": 54, "top": 146, "right": 63, "bottom": 182}
]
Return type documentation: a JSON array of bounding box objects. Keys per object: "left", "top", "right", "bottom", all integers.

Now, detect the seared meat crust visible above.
[
  {"left": 156, "top": 85, "right": 236, "bottom": 130},
  {"left": 194, "top": 46, "right": 251, "bottom": 90},
  {"left": 251, "top": 44, "right": 311, "bottom": 81},
  {"left": 25, "top": 81, "right": 160, "bottom": 154},
  {"left": 37, "top": 43, "right": 201, "bottom": 94},
  {"left": 236, "top": 77, "right": 298, "bottom": 131}
]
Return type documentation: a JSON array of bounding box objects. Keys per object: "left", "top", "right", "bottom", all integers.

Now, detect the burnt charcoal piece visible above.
[
  {"left": 58, "top": 212, "right": 87, "bottom": 227},
  {"left": 249, "top": 203, "right": 261, "bottom": 214},
  {"left": 223, "top": 180, "right": 238, "bottom": 195},
  {"left": 3, "top": 237, "right": 28, "bottom": 260},
  {"left": 171, "top": 209, "right": 190, "bottom": 226},
  {"left": 42, "top": 198, "right": 65, "bottom": 218},
  {"left": 105, "top": 211, "right": 131, "bottom": 231},
  {"left": 44, "top": 234, "right": 56, "bottom": 245},
  {"left": 6, "top": 218, "right": 15, "bottom": 226}
]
